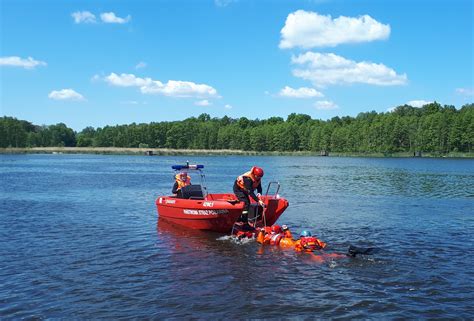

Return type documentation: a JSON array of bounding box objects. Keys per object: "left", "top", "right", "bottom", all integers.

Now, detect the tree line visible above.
[{"left": 1, "top": 102, "right": 473, "bottom": 154}]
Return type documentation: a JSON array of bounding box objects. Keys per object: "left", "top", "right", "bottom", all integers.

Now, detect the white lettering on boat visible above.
[
  {"left": 165, "top": 199, "right": 176, "bottom": 204},
  {"left": 203, "top": 202, "right": 214, "bottom": 207},
  {"left": 183, "top": 209, "right": 229, "bottom": 215}
]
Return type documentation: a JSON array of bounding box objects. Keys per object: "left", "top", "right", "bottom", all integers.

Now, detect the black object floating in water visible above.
[{"left": 347, "top": 245, "right": 377, "bottom": 257}]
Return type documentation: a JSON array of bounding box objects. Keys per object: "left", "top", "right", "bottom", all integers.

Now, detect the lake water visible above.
[{"left": 1, "top": 154, "right": 473, "bottom": 319}]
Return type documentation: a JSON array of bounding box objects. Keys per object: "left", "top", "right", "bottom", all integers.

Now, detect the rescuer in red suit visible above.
[{"left": 233, "top": 166, "right": 265, "bottom": 224}]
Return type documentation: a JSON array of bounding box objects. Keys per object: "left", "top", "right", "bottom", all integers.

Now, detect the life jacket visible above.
[
  {"left": 263, "top": 232, "right": 273, "bottom": 244},
  {"left": 298, "top": 236, "right": 327, "bottom": 252},
  {"left": 236, "top": 170, "right": 261, "bottom": 190},
  {"left": 279, "top": 237, "right": 297, "bottom": 248},
  {"left": 269, "top": 233, "right": 283, "bottom": 245},
  {"left": 259, "top": 227, "right": 275, "bottom": 244},
  {"left": 256, "top": 227, "right": 271, "bottom": 244},
  {"left": 175, "top": 174, "right": 191, "bottom": 191},
  {"left": 257, "top": 227, "right": 294, "bottom": 247}
]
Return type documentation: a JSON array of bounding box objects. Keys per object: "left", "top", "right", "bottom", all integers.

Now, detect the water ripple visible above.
[{"left": 0, "top": 155, "right": 473, "bottom": 319}]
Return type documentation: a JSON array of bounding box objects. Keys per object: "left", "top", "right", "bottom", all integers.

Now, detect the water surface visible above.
[{"left": 1, "top": 155, "right": 473, "bottom": 319}]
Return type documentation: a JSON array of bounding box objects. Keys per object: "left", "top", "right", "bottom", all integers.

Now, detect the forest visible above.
[{"left": 1, "top": 102, "right": 473, "bottom": 154}]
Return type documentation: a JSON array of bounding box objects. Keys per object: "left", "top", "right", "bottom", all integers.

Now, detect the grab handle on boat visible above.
[{"left": 265, "top": 181, "right": 280, "bottom": 199}]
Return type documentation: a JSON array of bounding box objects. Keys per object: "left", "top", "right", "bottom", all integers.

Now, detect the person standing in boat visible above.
[
  {"left": 172, "top": 172, "right": 191, "bottom": 196},
  {"left": 233, "top": 166, "right": 265, "bottom": 224}
]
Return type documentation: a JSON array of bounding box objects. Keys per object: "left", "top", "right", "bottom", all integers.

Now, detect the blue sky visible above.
[{"left": 1, "top": 0, "right": 473, "bottom": 131}]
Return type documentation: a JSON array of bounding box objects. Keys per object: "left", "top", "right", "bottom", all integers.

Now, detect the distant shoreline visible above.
[{"left": 1, "top": 147, "right": 473, "bottom": 158}]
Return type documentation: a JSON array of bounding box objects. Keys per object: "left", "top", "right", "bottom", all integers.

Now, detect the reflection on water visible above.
[{"left": 0, "top": 155, "right": 473, "bottom": 319}]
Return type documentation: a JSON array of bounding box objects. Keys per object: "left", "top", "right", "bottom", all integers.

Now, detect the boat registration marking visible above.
[
  {"left": 165, "top": 199, "right": 176, "bottom": 204},
  {"left": 203, "top": 202, "right": 214, "bottom": 207},
  {"left": 183, "top": 209, "right": 229, "bottom": 215}
]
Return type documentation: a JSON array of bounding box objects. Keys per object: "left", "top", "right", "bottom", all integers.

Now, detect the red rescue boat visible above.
[{"left": 156, "top": 163, "right": 289, "bottom": 233}]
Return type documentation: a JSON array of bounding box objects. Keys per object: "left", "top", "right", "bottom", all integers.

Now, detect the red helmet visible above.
[
  {"left": 271, "top": 225, "right": 282, "bottom": 234},
  {"left": 251, "top": 166, "right": 264, "bottom": 178}
]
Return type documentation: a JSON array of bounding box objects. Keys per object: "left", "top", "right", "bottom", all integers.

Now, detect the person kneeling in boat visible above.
[
  {"left": 172, "top": 172, "right": 191, "bottom": 197},
  {"left": 233, "top": 166, "right": 265, "bottom": 225}
]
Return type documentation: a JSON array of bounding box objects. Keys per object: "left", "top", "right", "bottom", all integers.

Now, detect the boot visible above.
[{"left": 237, "top": 211, "right": 249, "bottom": 224}]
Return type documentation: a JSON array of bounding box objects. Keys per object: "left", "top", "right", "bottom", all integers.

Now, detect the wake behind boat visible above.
[{"left": 156, "top": 163, "right": 289, "bottom": 233}]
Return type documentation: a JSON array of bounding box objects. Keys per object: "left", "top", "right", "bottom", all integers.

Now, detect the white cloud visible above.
[
  {"left": 195, "top": 100, "right": 211, "bottom": 106},
  {"left": 105, "top": 73, "right": 153, "bottom": 87},
  {"left": 72, "top": 11, "right": 131, "bottom": 24},
  {"left": 292, "top": 52, "right": 407, "bottom": 87},
  {"left": 315, "top": 100, "right": 338, "bottom": 110},
  {"left": 406, "top": 100, "right": 433, "bottom": 107},
  {"left": 279, "top": 86, "right": 323, "bottom": 98},
  {"left": 224, "top": 104, "right": 233, "bottom": 109},
  {"left": 456, "top": 88, "right": 474, "bottom": 96},
  {"left": 280, "top": 10, "right": 390, "bottom": 49},
  {"left": 292, "top": 52, "right": 352, "bottom": 69},
  {"left": 0, "top": 56, "right": 46, "bottom": 69},
  {"left": 103, "top": 73, "right": 219, "bottom": 98},
  {"left": 48, "top": 89, "right": 85, "bottom": 101},
  {"left": 100, "top": 12, "right": 131, "bottom": 24},
  {"left": 72, "top": 11, "right": 97, "bottom": 24},
  {"left": 141, "top": 80, "right": 218, "bottom": 98},
  {"left": 135, "top": 61, "right": 147, "bottom": 69}
]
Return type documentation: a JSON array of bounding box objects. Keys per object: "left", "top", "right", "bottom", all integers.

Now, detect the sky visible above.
[{"left": 1, "top": 0, "right": 473, "bottom": 131}]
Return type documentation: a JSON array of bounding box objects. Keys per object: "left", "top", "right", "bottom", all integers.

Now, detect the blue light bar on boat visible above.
[{"left": 172, "top": 164, "right": 204, "bottom": 170}]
